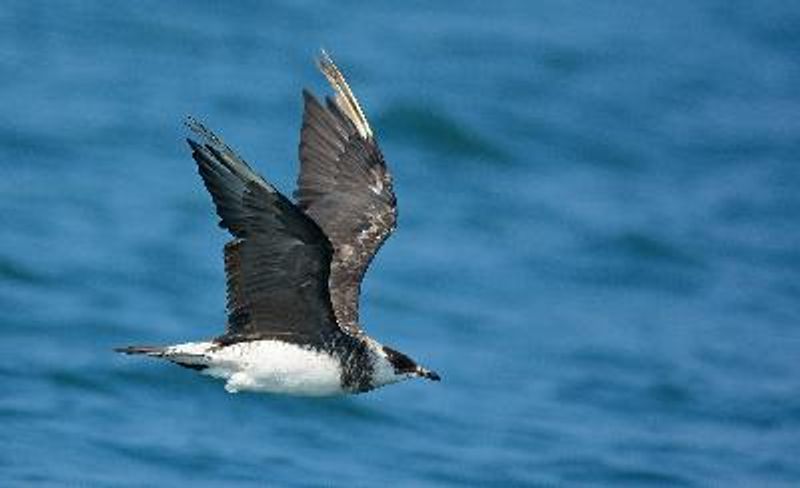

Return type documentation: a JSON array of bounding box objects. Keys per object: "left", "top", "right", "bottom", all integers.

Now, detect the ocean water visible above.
[{"left": 1, "top": 1, "right": 799, "bottom": 486}]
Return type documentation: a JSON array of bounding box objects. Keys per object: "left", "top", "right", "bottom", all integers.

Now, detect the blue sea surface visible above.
[{"left": 1, "top": 1, "right": 799, "bottom": 486}]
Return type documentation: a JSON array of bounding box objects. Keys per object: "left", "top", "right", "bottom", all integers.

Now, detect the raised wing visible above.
[
  {"left": 295, "top": 52, "right": 397, "bottom": 335},
  {"left": 186, "top": 118, "right": 340, "bottom": 345}
]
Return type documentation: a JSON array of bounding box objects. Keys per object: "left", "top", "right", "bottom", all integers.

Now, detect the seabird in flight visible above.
[{"left": 115, "top": 52, "right": 440, "bottom": 395}]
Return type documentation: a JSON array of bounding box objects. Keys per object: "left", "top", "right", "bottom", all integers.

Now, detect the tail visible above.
[
  {"left": 114, "top": 343, "right": 213, "bottom": 371},
  {"left": 114, "top": 345, "right": 167, "bottom": 356}
]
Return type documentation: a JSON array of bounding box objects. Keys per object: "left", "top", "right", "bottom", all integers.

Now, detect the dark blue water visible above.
[{"left": 2, "top": 1, "right": 799, "bottom": 486}]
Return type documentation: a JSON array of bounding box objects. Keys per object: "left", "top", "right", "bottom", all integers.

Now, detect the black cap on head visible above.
[{"left": 383, "top": 346, "right": 440, "bottom": 381}]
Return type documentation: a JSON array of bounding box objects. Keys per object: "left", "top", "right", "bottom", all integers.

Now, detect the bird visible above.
[{"left": 115, "top": 52, "right": 440, "bottom": 396}]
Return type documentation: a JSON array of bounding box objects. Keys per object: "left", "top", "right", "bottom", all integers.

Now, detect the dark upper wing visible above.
[
  {"left": 186, "top": 117, "right": 340, "bottom": 344},
  {"left": 295, "top": 52, "right": 397, "bottom": 335}
]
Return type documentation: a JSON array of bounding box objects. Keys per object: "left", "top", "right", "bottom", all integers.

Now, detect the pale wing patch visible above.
[{"left": 368, "top": 178, "right": 384, "bottom": 195}]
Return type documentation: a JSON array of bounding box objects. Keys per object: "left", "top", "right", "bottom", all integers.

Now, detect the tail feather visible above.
[
  {"left": 115, "top": 342, "right": 213, "bottom": 372},
  {"left": 114, "top": 345, "right": 166, "bottom": 356}
]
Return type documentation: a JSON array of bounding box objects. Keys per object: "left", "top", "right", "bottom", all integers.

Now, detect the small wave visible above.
[
  {"left": 588, "top": 230, "right": 703, "bottom": 267},
  {"left": 0, "top": 257, "right": 50, "bottom": 285},
  {"left": 376, "top": 104, "right": 511, "bottom": 164}
]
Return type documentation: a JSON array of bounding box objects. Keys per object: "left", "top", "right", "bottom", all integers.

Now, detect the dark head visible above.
[{"left": 382, "top": 346, "right": 440, "bottom": 382}]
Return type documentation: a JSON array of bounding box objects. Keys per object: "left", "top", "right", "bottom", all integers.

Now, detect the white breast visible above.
[{"left": 203, "top": 340, "right": 344, "bottom": 396}]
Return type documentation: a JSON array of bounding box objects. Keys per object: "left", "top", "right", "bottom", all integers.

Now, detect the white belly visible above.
[{"left": 201, "top": 340, "right": 344, "bottom": 396}]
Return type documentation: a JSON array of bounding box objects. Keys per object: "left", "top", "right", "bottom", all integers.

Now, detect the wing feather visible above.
[
  {"left": 295, "top": 54, "right": 397, "bottom": 335},
  {"left": 187, "top": 119, "right": 340, "bottom": 344}
]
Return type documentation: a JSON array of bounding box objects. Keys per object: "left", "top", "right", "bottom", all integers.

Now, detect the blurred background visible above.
[{"left": 1, "top": 1, "right": 799, "bottom": 486}]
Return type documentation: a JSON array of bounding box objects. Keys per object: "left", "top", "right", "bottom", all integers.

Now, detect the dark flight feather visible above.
[
  {"left": 295, "top": 59, "right": 397, "bottom": 336},
  {"left": 186, "top": 118, "right": 340, "bottom": 345}
]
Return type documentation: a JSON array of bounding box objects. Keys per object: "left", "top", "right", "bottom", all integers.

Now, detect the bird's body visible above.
[
  {"left": 119, "top": 336, "right": 405, "bottom": 395},
  {"left": 116, "top": 52, "right": 439, "bottom": 395}
]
